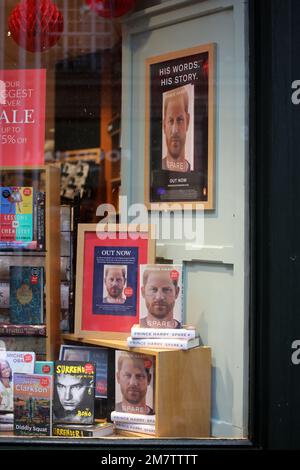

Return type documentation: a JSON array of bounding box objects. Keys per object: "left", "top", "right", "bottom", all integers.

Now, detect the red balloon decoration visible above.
[
  {"left": 8, "top": 0, "right": 64, "bottom": 53},
  {"left": 86, "top": 0, "right": 135, "bottom": 18}
]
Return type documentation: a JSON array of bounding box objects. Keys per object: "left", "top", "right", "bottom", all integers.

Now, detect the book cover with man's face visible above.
[
  {"left": 115, "top": 350, "right": 154, "bottom": 415},
  {"left": 139, "top": 264, "right": 183, "bottom": 329}
]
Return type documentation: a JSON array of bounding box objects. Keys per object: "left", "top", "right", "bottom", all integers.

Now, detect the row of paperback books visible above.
[
  {"left": 0, "top": 349, "right": 114, "bottom": 437},
  {"left": 0, "top": 347, "right": 159, "bottom": 437}
]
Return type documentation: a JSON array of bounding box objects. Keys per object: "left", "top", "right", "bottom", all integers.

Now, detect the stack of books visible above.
[
  {"left": 127, "top": 324, "right": 200, "bottom": 350},
  {"left": 112, "top": 350, "right": 156, "bottom": 435},
  {"left": 0, "top": 413, "right": 13, "bottom": 432},
  {"left": 111, "top": 411, "right": 156, "bottom": 435}
]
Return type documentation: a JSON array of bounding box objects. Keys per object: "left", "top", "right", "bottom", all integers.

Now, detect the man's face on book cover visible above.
[
  {"left": 117, "top": 358, "right": 149, "bottom": 405},
  {"left": 56, "top": 374, "right": 86, "bottom": 412},
  {"left": 142, "top": 271, "right": 180, "bottom": 319}
]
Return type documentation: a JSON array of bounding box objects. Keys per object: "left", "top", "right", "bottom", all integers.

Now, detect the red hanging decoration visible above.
[
  {"left": 8, "top": 0, "right": 64, "bottom": 53},
  {"left": 86, "top": 0, "right": 135, "bottom": 18}
]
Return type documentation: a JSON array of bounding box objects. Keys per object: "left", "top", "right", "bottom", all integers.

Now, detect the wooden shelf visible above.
[
  {"left": 62, "top": 333, "right": 211, "bottom": 438},
  {"left": 0, "top": 164, "right": 61, "bottom": 361}
]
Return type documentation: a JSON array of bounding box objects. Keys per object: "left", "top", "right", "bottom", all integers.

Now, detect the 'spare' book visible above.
[
  {"left": 127, "top": 336, "right": 200, "bottom": 350},
  {"left": 9, "top": 266, "right": 44, "bottom": 324},
  {"left": 131, "top": 324, "right": 196, "bottom": 339},
  {"left": 13, "top": 373, "right": 52, "bottom": 436},
  {"left": 115, "top": 350, "right": 155, "bottom": 415},
  {"left": 139, "top": 264, "right": 183, "bottom": 329},
  {"left": 111, "top": 410, "right": 155, "bottom": 425}
]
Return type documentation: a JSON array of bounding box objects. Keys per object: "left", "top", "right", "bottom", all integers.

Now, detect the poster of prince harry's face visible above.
[
  {"left": 92, "top": 247, "right": 138, "bottom": 317},
  {"left": 145, "top": 43, "right": 215, "bottom": 210}
]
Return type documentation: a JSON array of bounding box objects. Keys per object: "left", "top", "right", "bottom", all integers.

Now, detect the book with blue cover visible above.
[{"left": 9, "top": 266, "right": 44, "bottom": 324}]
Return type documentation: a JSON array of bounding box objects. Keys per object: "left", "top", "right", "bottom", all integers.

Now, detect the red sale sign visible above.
[{"left": 0, "top": 69, "right": 46, "bottom": 166}]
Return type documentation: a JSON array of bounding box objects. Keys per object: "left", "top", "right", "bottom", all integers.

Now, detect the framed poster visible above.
[
  {"left": 74, "top": 224, "right": 155, "bottom": 339},
  {"left": 145, "top": 44, "right": 215, "bottom": 210}
]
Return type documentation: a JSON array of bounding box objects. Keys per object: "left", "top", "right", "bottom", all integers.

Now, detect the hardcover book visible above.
[
  {"left": 13, "top": 373, "right": 52, "bottom": 436},
  {"left": 9, "top": 266, "right": 44, "bottom": 325},
  {"left": 0, "top": 350, "right": 36, "bottom": 412},
  {"left": 127, "top": 336, "right": 200, "bottom": 350},
  {"left": 131, "top": 324, "right": 196, "bottom": 339},
  {"left": 59, "top": 345, "right": 108, "bottom": 398},
  {"left": 115, "top": 351, "right": 154, "bottom": 415},
  {"left": 0, "top": 187, "right": 33, "bottom": 244},
  {"left": 35, "top": 192, "right": 45, "bottom": 250},
  {"left": 114, "top": 421, "right": 155, "bottom": 435},
  {"left": 139, "top": 264, "right": 183, "bottom": 329},
  {"left": 0, "top": 282, "right": 9, "bottom": 309},
  {"left": 52, "top": 421, "right": 114, "bottom": 438},
  {"left": 53, "top": 361, "right": 96, "bottom": 425},
  {"left": 0, "top": 324, "right": 46, "bottom": 336},
  {"left": 111, "top": 410, "right": 155, "bottom": 425}
]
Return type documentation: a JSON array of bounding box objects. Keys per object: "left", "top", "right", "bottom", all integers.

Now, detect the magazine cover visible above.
[
  {"left": 13, "top": 373, "right": 52, "bottom": 436},
  {"left": 0, "top": 350, "right": 35, "bottom": 412},
  {"left": 53, "top": 361, "right": 95, "bottom": 425},
  {"left": 59, "top": 345, "right": 108, "bottom": 398},
  {"left": 0, "top": 187, "right": 33, "bottom": 243},
  {"left": 115, "top": 350, "right": 154, "bottom": 415},
  {"left": 139, "top": 264, "right": 183, "bottom": 328},
  {"left": 9, "top": 266, "right": 44, "bottom": 324}
]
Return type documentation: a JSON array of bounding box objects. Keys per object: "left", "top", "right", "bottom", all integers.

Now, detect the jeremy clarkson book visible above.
[
  {"left": 9, "top": 266, "right": 44, "bottom": 324},
  {"left": 13, "top": 373, "right": 52, "bottom": 436},
  {"left": 53, "top": 361, "right": 96, "bottom": 425}
]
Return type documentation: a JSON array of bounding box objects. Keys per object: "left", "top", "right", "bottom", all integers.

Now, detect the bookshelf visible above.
[
  {"left": 62, "top": 333, "right": 211, "bottom": 438},
  {"left": 0, "top": 165, "right": 61, "bottom": 360}
]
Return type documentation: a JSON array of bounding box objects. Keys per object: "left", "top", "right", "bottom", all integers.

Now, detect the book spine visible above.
[
  {"left": 127, "top": 336, "right": 190, "bottom": 349},
  {"left": 0, "top": 240, "right": 37, "bottom": 250},
  {"left": 0, "top": 423, "right": 13, "bottom": 431},
  {"left": 114, "top": 421, "right": 155, "bottom": 435},
  {"left": 36, "top": 192, "right": 45, "bottom": 250},
  {"left": 131, "top": 327, "right": 196, "bottom": 339},
  {"left": 0, "top": 324, "right": 46, "bottom": 336},
  {"left": 52, "top": 426, "right": 93, "bottom": 437},
  {"left": 111, "top": 411, "right": 155, "bottom": 425},
  {"left": 0, "top": 282, "right": 9, "bottom": 308}
]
